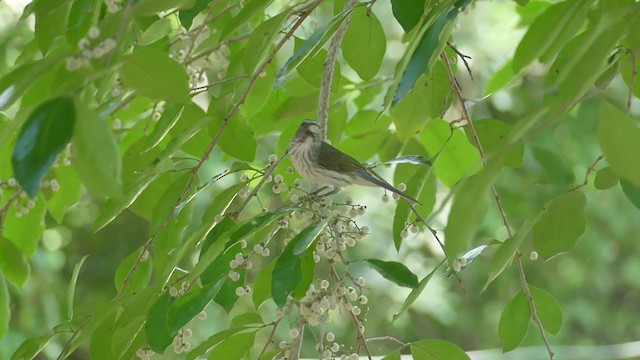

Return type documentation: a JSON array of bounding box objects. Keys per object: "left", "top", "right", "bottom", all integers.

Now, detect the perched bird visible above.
[{"left": 289, "top": 120, "right": 420, "bottom": 204}]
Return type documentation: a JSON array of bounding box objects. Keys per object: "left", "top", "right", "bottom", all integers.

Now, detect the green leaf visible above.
[
  {"left": 444, "top": 157, "right": 503, "bottom": 262},
  {"left": 342, "top": 7, "right": 386, "bottom": 81},
  {"left": 90, "top": 317, "right": 114, "bottom": 360},
  {"left": 252, "top": 258, "right": 275, "bottom": 308},
  {"left": 3, "top": 194, "right": 47, "bottom": 257},
  {"left": 392, "top": 166, "right": 435, "bottom": 250},
  {"left": 145, "top": 293, "right": 175, "bottom": 353},
  {"left": 140, "top": 18, "right": 173, "bottom": 46},
  {"left": 0, "top": 273, "right": 9, "bottom": 339},
  {"left": 365, "top": 259, "right": 418, "bottom": 288},
  {"left": 206, "top": 330, "right": 257, "bottom": 360},
  {"left": 271, "top": 221, "right": 318, "bottom": 306},
  {"left": 530, "top": 145, "right": 574, "bottom": 186},
  {"left": 66, "top": 255, "right": 88, "bottom": 319},
  {"left": 420, "top": 119, "right": 482, "bottom": 187},
  {"left": 93, "top": 171, "right": 161, "bottom": 232},
  {"left": 114, "top": 248, "right": 153, "bottom": 294},
  {"left": 381, "top": 349, "right": 402, "bottom": 360},
  {"left": 621, "top": 179, "right": 640, "bottom": 211},
  {"left": 293, "top": 221, "right": 327, "bottom": 256},
  {"left": 12, "top": 96, "right": 75, "bottom": 197},
  {"left": 512, "top": 0, "right": 589, "bottom": 72},
  {"left": 594, "top": 166, "right": 618, "bottom": 190},
  {"left": 10, "top": 333, "right": 54, "bottom": 360},
  {"left": 390, "top": 0, "right": 425, "bottom": 33},
  {"left": 466, "top": 119, "right": 524, "bottom": 167},
  {"left": 410, "top": 339, "right": 470, "bottom": 360},
  {"left": 392, "top": 1, "right": 470, "bottom": 106},
  {"left": 72, "top": 103, "right": 122, "bottom": 198},
  {"left": 482, "top": 215, "right": 538, "bottom": 291},
  {"left": 217, "top": 118, "right": 257, "bottom": 162},
  {"left": 120, "top": 47, "right": 191, "bottom": 104},
  {"left": 533, "top": 191, "right": 586, "bottom": 260},
  {"left": 275, "top": 6, "right": 357, "bottom": 87},
  {"left": 498, "top": 290, "right": 530, "bottom": 352},
  {"left": 149, "top": 173, "right": 190, "bottom": 233},
  {"left": 134, "top": 0, "right": 196, "bottom": 16},
  {"left": 34, "top": 1, "right": 71, "bottom": 53},
  {"left": 221, "top": 0, "right": 274, "bottom": 40},
  {"left": 167, "top": 279, "right": 225, "bottom": 334},
  {"left": 65, "top": 0, "right": 97, "bottom": 45},
  {"left": 0, "top": 236, "right": 30, "bottom": 289},
  {"left": 598, "top": 102, "right": 640, "bottom": 186},
  {"left": 188, "top": 326, "right": 257, "bottom": 360},
  {"left": 294, "top": 249, "right": 316, "bottom": 300},
  {"left": 47, "top": 165, "right": 83, "bottom": 223},
  {"left": 485, "top": 60, "right": 515, "bottom": 94},
  {"left": 392, "top": 261, "right": 443, "bottom": 322},
  {"left": 0, "top": 59, "right": 59, "bottom": 110},
  {"left": 529, "top": 285, "right": 563, "bottom": 335},
  {"left": 242, "top": 10, "right": 290, "bottom": 74}
]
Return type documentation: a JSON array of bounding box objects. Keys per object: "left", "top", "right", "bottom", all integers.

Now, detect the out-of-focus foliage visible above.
[{"left": 0, "top": 0, "right": 639, "bottom": 359}]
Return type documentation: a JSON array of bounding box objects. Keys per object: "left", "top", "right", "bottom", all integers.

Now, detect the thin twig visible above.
[
  {"left": 317, "top": 0, "right": 358, "bottom": 139},
  {"left": 441, "top": 53, "right": 555, "bottom": 360},
  {"left": 186, "top": 33, "right": 251, "bottom": 65},
  {"left": 290, "top": 312, "right": 307, "bottom": 360},
  {"left": 55, "top": 316, "right": 92, "bottom": 360},
  {"left": 258, "top": 303, "right": 293, "bottom": 359},
  {"left": 447, "top": 42, "right": 473, "bottom": 80},
  {"left": 190, "top": 75, "right": 249, "bottom": 94},
  {"left": 183, "top": 1, "right": 222, "bottom": 63},
  {"left": 569, "top": 155, "right": 604, "bottom": 192},
  {"left": 365, "top": 336, "right": 407, "bottom": 347}
]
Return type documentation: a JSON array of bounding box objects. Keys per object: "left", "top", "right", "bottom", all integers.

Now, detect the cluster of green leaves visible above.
[{"left": 0, "top": 0, "right": 639, "bottom": 359}]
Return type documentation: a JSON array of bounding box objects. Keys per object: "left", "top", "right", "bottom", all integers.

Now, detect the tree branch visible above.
[
  {"left": 441, "top": 53, "right": 555, "bottom": 360},
  {"left": 317, "top": 0, "right": 358, "bottom": 140}
]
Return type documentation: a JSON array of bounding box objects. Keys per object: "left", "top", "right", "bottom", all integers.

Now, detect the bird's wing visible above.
[{"left": 318, "top": 141, "right": 365, "bottom": 173}]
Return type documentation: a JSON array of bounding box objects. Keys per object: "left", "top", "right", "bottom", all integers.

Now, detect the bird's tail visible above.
[{"left": 355, "top": 169, "right": 421, "bottom": 205}]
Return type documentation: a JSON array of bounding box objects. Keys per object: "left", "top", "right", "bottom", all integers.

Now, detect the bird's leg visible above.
[{"left": 317, "top": 186, "right": 340, "bottom": 198}]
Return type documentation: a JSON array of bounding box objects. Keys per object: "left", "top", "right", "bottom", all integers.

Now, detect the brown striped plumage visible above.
[{"left": 289, "top": 120, "right": 419, "bottom": 204}]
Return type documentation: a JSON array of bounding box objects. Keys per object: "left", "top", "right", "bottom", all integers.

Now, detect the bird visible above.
[{"left": 289, "top": 120, "right": 420, "bottom": 204}]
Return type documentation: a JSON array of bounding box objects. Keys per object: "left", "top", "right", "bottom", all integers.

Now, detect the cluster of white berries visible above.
[
  {"left": 105, "top": 0, "right": 121, "bottom": 13},
  {"left": 169, "top": 282, "right": 190, "bottom": 297},
  {"left": 52, "top": 144, "right": 73, "bottom": 168},
  {"left": 42, "top": 179, "right": 61, "bottom": 192},
  {"left": 135, "top": 348, "right": 154, "bottom": 360},
  {"left": 400, "top": 222, "right": 421, "bottom": 239},
  {"left": 172, "top": 328, "right": 192, "bottom": 354},
  {"left": 66, "top": 26, "right": 117, "bottom": 71}
]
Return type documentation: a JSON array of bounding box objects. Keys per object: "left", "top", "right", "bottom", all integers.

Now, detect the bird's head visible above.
[{"left": 293, "top": 120, "right": 321, "bottom": 143}]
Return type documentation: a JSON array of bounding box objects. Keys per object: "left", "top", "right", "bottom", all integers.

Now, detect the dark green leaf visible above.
[
  {"left": 167, "top": 279, "right": 225, "bottom": 334},
  {"left": 271, "top": 249, "right": 302, "bottom": 307},
  {"left": 0, "top": 236, "right": 30, "bottom": 289},
  {"left": 598, "top": 102, "right": 640, "bottom": 186},
  {"left": 342, "top": 7, "right": 386, "bottom": 81},
  {"left": 390, "top": 0, "right": 425, "bottom": 33},
  {"left": 65, "top": 0, "right": 97, "bottom": 45},
  {"left": 410, "top": 339, "right": 470, "bottom": 360},
  {"left": 179, "top": 0, "right": 210, "bottom": 29},
  {"left": 120, "top": 47, "right": 191, "bottom": 103},
  {"left": 293, "top": 221, "right": 327, "bottom": 256},
  {"left": 140, "top": 18, "right": 173, "bottom": 46},
  {"left": 72, "top": 103, "right": 122, "bottom": 198},
  {"left": 12, "top": 96, "right": 75, "bottom": 197},
  {"left": 145, "top": 293, "right": 175, "bottom": 353},
  {"left": 498, "top": 290, "right": 530, "bottom": 352},
  {"left": 621, "top": 179, "right": 640, "bottom": 210},
  {"left": 466, "top": 119, "right": 524, "bottom": 167},
  {"left": 392, "top": 1, "right": 470, "bottom": 106},
  {"left": 34, "top": 1, "right": 71, "bottom": 53},
  {"left": 365, "top": 259, "right": 418, "bottom": 288},
  {"left": 531, "top": 145, "right": 574, "bottom": 186},
  {"left": 533, "top": 191, "right": 586, "bottom": 260}
]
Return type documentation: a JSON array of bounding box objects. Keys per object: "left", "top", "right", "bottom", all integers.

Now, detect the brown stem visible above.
[
  {"left": 569, "top": 155, "right": 604, "bottom": 192},
  {"left": 441, "top": 53, "right": 555, "bottom": 359},
  {"left": 317, "top": 0, "right": 358, "bottom": 140}
]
